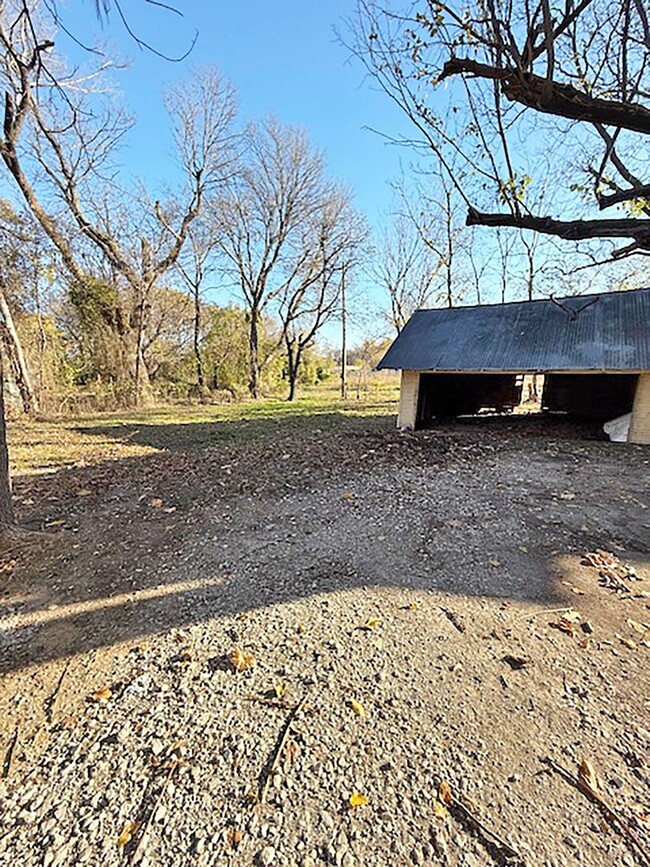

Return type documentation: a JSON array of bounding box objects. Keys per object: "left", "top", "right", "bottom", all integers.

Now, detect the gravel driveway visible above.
[{"left": 0, "top": 418, "right": 648, "bottom": 866}]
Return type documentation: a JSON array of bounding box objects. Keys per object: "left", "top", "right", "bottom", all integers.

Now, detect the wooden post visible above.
[
  {"left": 629, "top": 374, "right": 650, "bottom": 445},
  {"left": 397, "top": 370, "right": 420, "bottom": 429}
]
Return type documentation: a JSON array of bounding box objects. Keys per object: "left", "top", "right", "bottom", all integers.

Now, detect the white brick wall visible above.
[
  {"left": 397, "top": 370, "right": 420, "bottom": 429},
  {"left": 629, "top": 373, "right": 650, "bottom": 445}
]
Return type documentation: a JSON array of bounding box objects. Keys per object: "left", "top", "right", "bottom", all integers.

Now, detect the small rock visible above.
[{"left": 259, "top": 846, "right": 276, "bottom": 866}]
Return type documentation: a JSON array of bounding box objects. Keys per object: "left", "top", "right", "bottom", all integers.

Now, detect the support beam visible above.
[
  {"left": 629, "top": 374, "right": 650, "bottom": 445},
  {"left": 397, "top": 370, "right": 420, "bottom": 430}
]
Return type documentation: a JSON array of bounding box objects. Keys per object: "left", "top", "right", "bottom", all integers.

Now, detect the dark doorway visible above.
[
  {"left": 542, "top": 373, "right": 638, "bottom": 421},
  {"left": 416, "top": 373, "right": 522, "bottom": 428}
]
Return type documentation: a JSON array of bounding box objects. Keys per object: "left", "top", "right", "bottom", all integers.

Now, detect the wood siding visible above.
[{"left": 630, "top": 374, "right": 650, "bottom": 445}]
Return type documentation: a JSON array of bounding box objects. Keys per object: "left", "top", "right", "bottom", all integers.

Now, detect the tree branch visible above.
[
  {"left": 440, "top": 58, "right": 650, "bottom": 133},
  {"left": 466, "top": 207, "right": 650, "bottom": 251}
]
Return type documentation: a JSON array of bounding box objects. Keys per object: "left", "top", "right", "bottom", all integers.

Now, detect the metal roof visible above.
[{"left": 377, "top": 288, "right": 650, "bottom": 372}]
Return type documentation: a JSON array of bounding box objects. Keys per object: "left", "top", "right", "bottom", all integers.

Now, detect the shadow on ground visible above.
[{"left": 1, "top": 413, "right": 647, "bottom": 675}]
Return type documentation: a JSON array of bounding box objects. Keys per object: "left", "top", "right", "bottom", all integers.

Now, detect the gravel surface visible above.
[{"left": 0, "top": 418, "right": 648, "bottom": 866}]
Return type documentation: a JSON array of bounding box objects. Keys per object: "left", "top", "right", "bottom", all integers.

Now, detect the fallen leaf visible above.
[
  {"left": 350, "top": 698, "right": 367, "bottom": 719},
  {"left": 117, "top": 821, "right": 139, "bottom": 848},
  {"left": 433, "top": 799, "right": 448, "bottom": 819},
  {"left": 488, "top": 557, "right": 501, "bottom": 568},
  {"left": 149, "top": 497, "right": 164, "bottom": 508},
  {"left": 550, "top": 618, "right": 575, "bottom": 635},
  {"left": 227, "top": 827, "right": 242, "bottom": 849},
  {"left": 273, "top": 681, "right": 286, "bottom": 699},
  {"left": 364, "top": 617, "right": 382, "bottom": 630},
  {"left": 229, "top": 647, "right": 255, "bottom": 672},
  {"left": 578, "top": 758, "right": 601, "bottom": 797},
  {"left": 519, "top": 545, "right": 529, "bottom": 554},
  {"left": 297, "top": 622, "right": 307, "bottom": 634},
  {"left": 91, "top": 686, "right": 112, "bottom": 703},
  {"left": 438, "top": 781, "right": 453, "bottom": 805},
  {"left": 562, "top": 582, "right": 585, "bottom": 595},
  {"left": 76, "top": 488, "right": 92, "bottom": 497},
  {"left": 617, "top": 635, "right": 636, "bottom": 650},
  {"left": 408, "top": 601, "right": 419, "bottom": 611},
  {"left": 342, "top": 491, "right": 357, "bottom": 501},
  {"left": 349, "top": 791, "right": 368, "bottom": 808}
]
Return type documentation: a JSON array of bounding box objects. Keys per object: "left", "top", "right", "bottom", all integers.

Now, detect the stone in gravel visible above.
[{"left": 259, "top": 846, "right": 276, "bottom": 866}]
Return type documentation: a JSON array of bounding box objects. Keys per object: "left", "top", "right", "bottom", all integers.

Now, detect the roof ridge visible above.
[{"left": 416, "top": 286, "right": 650, "bottom": 314}]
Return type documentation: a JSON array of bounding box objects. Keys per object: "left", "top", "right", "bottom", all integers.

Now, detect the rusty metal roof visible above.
[{"left": 377, "top": 288, "right": 650, "bottom": 372}]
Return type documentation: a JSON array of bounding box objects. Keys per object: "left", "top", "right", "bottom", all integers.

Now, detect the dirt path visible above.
[{"left": 0, "top": 417, "right": 648, "bottom": 866}]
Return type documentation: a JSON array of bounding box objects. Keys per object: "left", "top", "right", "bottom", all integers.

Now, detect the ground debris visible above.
[{"left": 583, "top": 549, "right": 642, "bottom": 594}]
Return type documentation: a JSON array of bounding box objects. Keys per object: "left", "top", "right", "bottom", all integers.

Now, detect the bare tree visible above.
[
  {"left": 0, "top": 202, "right": 40, "bottom": 413},
  {"left": 350, "top": 0, "right": 650, "bottom": 258},
  {"left": 371, "top": 211, "right": 437, "bottom": 334},
  {"left": 0, "top": 8, "right": 237, "bottom": 403},
  {"left": 278, "top": 187, "right": 367, "bottom": 401},
  {"left": 216, "top": 117, "right": 333, "bottom": 397},
  {"left": 174, "top": 219, "right": 220, "bottom": 397}
]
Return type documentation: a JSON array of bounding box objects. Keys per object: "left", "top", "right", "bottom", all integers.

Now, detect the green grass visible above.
[{"left": 8, "top": 382, "right": 400, "bottom": 475}]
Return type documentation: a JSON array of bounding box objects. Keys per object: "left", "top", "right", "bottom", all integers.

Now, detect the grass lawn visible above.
[{"left": 7, "top": 381, "right": 400, "bottom": 476}]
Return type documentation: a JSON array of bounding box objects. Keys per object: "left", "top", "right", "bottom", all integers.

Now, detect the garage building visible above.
[{"left": 377, "top": 288, "right": 650, "bottom": 444}]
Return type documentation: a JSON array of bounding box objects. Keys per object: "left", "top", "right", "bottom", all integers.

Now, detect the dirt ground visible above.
[{"left": 0, "top": 404, "right": 648, "bottom": 867}]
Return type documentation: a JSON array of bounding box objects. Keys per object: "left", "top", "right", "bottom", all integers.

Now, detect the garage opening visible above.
[
  {"left": 416, "top": 373, "right": 523, "bottom": 427},
  {"left": 542, "top": 373, "right": 638, "bottom": 420},
  {"left": 415, "top": 371, "right": 639, "bottom": 430}
]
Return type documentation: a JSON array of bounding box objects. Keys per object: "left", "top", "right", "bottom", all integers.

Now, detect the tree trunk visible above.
[
  {"left": 133, "top": 295, "right": 152, "bottom": 406},
  {"left": 249, "top": 309, "right": 260, "bottom": 398},
  {"left": 286, "top": 340, "right": 302, "bottom": 402},
  {"left": 0, "top": 289, "right": 39, "bottom": 415},
  {"left": 0, "top": 355, "right": 14, "bottom": 528},
  {"left": 445, "top": 190, "right": 453, "bottom": 308},
  {"left": 193, "top": 286, "right": 204, "bottom": 393},
  {"left": 340, "top": 266, "right": 348, "bottom": 400}
]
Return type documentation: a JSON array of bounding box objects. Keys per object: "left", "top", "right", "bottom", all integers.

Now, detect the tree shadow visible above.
[
  {"left": 73, "top": 403, "right": 396, "bottom": 452},
  {"left": 1, "top": 413, "right": 647, "bottom": 675}
]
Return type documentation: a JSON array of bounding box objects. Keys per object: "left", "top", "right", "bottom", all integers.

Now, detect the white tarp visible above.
[{"left": 603, "top": 413, "right": 631, "bottom": 443}]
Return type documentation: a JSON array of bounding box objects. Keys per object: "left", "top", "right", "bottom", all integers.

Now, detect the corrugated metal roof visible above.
[{"left": 377, "top": 288, "right": 650, "bottom": 372}]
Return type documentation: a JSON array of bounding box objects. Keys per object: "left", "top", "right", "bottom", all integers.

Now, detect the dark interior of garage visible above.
[
  {"left": 541, "top": 374, "right": 638, "bottom": 420},
  {"left": 415, "top": 372, "right": 639, "bottom": 429}
]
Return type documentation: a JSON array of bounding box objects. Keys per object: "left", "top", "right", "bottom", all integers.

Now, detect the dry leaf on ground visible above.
[
  {"left": 578, "top": 758, "right": 601, "bottom": 798},
  {"left": 91, "top": 686, "right": 112, "bottom": 703},
  {"left": 229, "top": 647, "right": 255, "bottom": 672},
  {"left": 350, "top": 698, "right": 367, "bottom": 718},
  {"left": 117, "top": 821, "right": 139, "bottom": 848},
  {"left": 363, "top": 617, "right": 382, "bottom": 630},
  {"left": 550, "top": 618, "right": 575, "bottom": 635},
  {"left": 438, "top": 781, "right": 453, "bottom": 805},
  {"left": 227, "top": 827, "right": 242, "bottom": 849},
  {"left": 349, "top": 791, "right": 368, "bottom": 808},
  {"left": 433, "top": 799, "right": 448, "bottom": 819}
]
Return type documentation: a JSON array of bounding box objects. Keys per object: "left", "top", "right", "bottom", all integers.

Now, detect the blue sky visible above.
[
  {"left": 63, "top": 0, "right": 410, "bottom": 233},
  {"left": 46, "top": 0, "right": 419, "bottom": 342}
]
